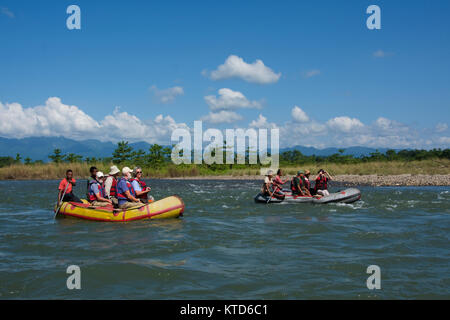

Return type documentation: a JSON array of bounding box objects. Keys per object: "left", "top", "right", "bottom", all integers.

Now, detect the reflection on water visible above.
[{"left": 0, "top": 179, "right": 449, "bottom": 299}]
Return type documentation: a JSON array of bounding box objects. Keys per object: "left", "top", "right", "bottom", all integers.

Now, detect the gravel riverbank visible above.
[{"left": 163, "top": 174, "right": 450, "bottom": 186}]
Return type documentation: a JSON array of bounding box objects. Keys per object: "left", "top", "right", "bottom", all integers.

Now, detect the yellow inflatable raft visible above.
[{"left": 55, "top": 195, "right": 184, "bottom": 222}]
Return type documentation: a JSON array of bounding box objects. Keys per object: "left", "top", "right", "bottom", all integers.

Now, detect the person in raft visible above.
[
  {"left": 58, "top": 169, "right": 82, "bottom": 204},
  {"left": 262, "top": 170, "right": 285, "bottom": 200},
  {"left": 314, "top": 169, "right": 333, "bottom": 197},
  {"left": 290, "top": 170, "right": 312, "bottom": 197},
  {"left": 86, "top": 166, "right": 98, "bottom": 198},
  {"left": 116, "top": 167, "right": 141, "bottom": 209},
  {"left": 130, "top": 167, "right": 151, "bottom": 204},
  {"left": 103, "top": 165, "right": 120, "bottom": 207},
  {"left": 273, "top": 169, "right": 289, "bottom": 191},
  {"left": 88, "top": 171, "right": 112, "bottom": 207},
  {"left": 303, "top": 170, "right": 312, "bottom": 194}
]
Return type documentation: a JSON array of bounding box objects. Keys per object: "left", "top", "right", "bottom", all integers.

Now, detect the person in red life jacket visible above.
[
  {"left": 103, "top": 165, "right": 120, "bottom": 207},
  {"left": 88, "top": 171, "right": 112, "bottom": 207},
  {"left": 86, "top": 166, "right": 98, "bottom": 199},
  {"left": 130, "top": 167, "right": 151, "bottom": 204},
  {"left": 290, "top": 170, "right": 311, "bottom": 196},
  {"left": 314, "top": 169, "right": 333, "bottom": 197},
  {"left": 261, "top": 170, "right": 285, "bottom": 200},
  {"left": 116, "top": 167, "right": 141, "bottom": 209},
  {"left": 304, "top": 170, "right": 316, "bottom": 196},
  {"left": 58, "top": 169, "right": 82, "bottom": 204}
]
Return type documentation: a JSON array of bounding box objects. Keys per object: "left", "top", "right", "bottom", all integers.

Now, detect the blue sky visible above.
[{"left": 0, "top": 0, "right": 449, "bottom": 148}]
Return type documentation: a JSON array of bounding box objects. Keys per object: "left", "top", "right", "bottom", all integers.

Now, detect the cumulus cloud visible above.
[
  {"left": 207, "top": 55, "right": 281, "bottom": 84},
  {"left": 201, "top": 110, "right": 243, "bottom": 124},
  {"left": 0, "top": 97, "right": 187, "bottom": 144},
  {"left": 1, "top": 98, "right": 448, "bottom": 149},
  {"left": 0, "top": 97, "right": 99, "bottom": 140},
  {"left": 327, "top": 116, "right": 364, "bottom": 133},
  {"left": 436, "top": 123, "right": 448, "bottom": 133},
  {"left": 304, "top": 69, "right": 321, "bottom": 78},
  {"left": 291, "top": 106, "right": 309, "bottom": 123},
  {"left": 1, "top": 7, "right": 14, "bottom": 18},
  {"left": 150, "top": 85, "right": 184, "bottom": 103},
  {"left": 204, "top": 88, "right": 262, "bottom": 111},
  {"left": 249, "top": 114, "right": 278, "bottom": 129}
]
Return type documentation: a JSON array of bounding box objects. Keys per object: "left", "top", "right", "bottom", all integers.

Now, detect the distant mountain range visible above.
[
  {"left": 0, "top": 136, "right": 399, "bottom": 161},
  {"left": 279, "top": 145, "right": 393, "bottom": 157}
]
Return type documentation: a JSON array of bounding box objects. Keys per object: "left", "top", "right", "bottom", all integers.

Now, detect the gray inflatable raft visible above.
[{"left": 254, "top": 188, "right": 361, "bottom": 204}]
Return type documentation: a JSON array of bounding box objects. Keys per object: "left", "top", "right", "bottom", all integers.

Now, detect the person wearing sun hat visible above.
[
  {"left": 103, "top": 165, "right": 120, "bottom": 207},
  {"left": 261, "top": 169, "right": 285, "bottom": 200},
  {"left": 290, "top": 170, "right": 308, "bottom": 196},
  {"left": 116, "top": 167, "right": 141, "bottom": 209},
  {"left": 88, "top": 171, "right": 112, "bottom": 207}
]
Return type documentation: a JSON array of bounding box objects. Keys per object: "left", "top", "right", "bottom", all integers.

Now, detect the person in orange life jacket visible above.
[
  {"left": 116, "top": 167, "right": 141, "bottom": 209},
  {"left": 261, "top": 170, "right": 285, "bottom": 200},
  {"left": 58, "top": 169, "right": 82, "bottom": 204},
  {"left": 88, "top": 171, "right": 112, "bottom": 207},
  {"left": 314, "top": 169, "right": 333, "bottom": 197},
  {"left": 86, "top": 166, "right": 98, "bottom": 198},
  {"left": 103, "top": 165, "right": 120, "bottom": 207},
  {"left": 130, "top": 166, "right": 151, "bottom": 204},
  {"left": 291, "top": 170, "right": 311, "bottom": 196}
]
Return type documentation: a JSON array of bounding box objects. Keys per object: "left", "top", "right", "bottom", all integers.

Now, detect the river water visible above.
[{"left": 0, "top": 179, "right": 449, "bottom": 299}]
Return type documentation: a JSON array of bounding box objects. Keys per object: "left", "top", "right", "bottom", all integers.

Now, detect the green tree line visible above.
[{"left": 1, "top": 142, "right": 449, "bottom": 169}]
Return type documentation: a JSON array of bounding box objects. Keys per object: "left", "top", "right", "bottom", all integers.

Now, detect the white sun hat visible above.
[{"left": 109, "top": 165, "right": 120, "bottom": 175}]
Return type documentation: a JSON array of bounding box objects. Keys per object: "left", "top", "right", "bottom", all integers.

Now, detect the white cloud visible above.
[
  {"left": 327, "top": 116, "right": 364, "bottom": 133},
  {"left": 150, "top": 85, "right": 184, "bottom": 103},
  {"left": 1, "top": 7, "right": 14, "bottom": 18},
  {"left": 438, "top": 137, "right": 450, "bottom": 145},
  {"left": 0, "top": 97, "right": 99, "bottom": 139},
  {"left": 304, "top": 69, "right": 321, "bottom": 78},
  {"left": 201, "top": 110, "right": 243, "bottom": 124},
  {"left": 208, "top": 55, "right": 281, "bottom": 84},
  {"left": 291, "top": 106, "right": 309, "bottom": 122},
  {"left": 1, "top": 98, "right": 448, "bottom": 149},
  {"left": 249, "top": 114, "right": 278, "bottom": 129},
  {"left": 0, "top": 97, "right": 188, "bottom": 144},
  {"left": 436, "top": 123, "right": 448, "bottom": 133},
  {"left": 204, "top": 88, "right": 262, "bottom": 111}
]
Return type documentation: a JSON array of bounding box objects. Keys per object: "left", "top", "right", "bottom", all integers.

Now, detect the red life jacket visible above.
[
  {"left": 315, "top": 176, "right": 328, "bottom": 191},
  {"left": 130, "top": 178, "right": 148, "bottom": 199},
  {"left": 88, "top": 180, "right": 105, "bottom": 201},
  {"left": 103, "top": 176, "right": 117, "bottom": 197},
  {"left": 290, "top": 176, "right": 303, "bottom": 193},
  {"left": 116, "top": 177, "right": 136, "bottom": 201},
  {"left": 304, "top": 178, "right": 311, "bottom": 190}
]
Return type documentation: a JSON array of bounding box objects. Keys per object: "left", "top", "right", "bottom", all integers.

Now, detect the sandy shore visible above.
[{"left": 163, "top": 174, "right": 450, "bottom": 186}]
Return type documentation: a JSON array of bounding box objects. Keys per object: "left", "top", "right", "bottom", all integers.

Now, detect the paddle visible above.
[
  {"left": 54, "top": 179, "right": 70, "bottom": 218},
  {"left": 266, "top": 185, "right": 280, "bottom": 204}
]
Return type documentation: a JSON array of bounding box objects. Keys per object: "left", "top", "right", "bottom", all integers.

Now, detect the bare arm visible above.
[
  {"left": 135, "top": 187, "right": 150, "bottom": 197},
  {"left": 124, "top": 190, "right": 140, "bottom": 202},
  {"left": 95, "top": 193, "right": 112, "bottom": 203},
  {"left": 325, "top": 171, "right": 333, "bottom": 180}
]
